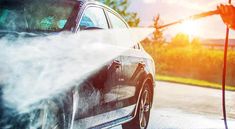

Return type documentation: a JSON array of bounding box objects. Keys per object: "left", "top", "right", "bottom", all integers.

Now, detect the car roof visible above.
[
  {"left": 77, "top": 0, "right": 119, "bottom": 14},
  {"left": 77, "top": 0, "right": 106, "bottom": 6}
]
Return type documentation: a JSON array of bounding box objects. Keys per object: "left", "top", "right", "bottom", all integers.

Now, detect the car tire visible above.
[{"left": 122, "top": 82, "right": 152, "bottom": 129}]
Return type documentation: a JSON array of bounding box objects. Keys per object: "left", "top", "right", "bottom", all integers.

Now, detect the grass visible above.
[{"left": 156, "top": 75, "right": 235, "bottom": 91}]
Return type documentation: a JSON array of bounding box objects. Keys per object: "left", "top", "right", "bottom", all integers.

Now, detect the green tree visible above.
[
  {"left": 141, "top": 14, "right": 165, "bottom": 46},
  {"left": 191, "top": 37, "right": 202, "bottom": 48},
  {"left": 99, "top": 0, "right": 140, "bottom": 27},
  {"left": 171, "top": 33, "right": 190, "bottom": 47},
  {"left": 152, "top": 15, "right": 165, "bottom": 44}
]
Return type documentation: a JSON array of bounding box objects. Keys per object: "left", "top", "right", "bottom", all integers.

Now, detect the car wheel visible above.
[
  {"left": 29, "top": 100, "right": 64, "bottom": 129},
  {"left": 122, "top": 82, "right": 152, "bottom": 129}
]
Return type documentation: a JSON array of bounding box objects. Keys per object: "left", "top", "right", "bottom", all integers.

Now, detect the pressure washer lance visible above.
[{"left": 157, "top": 9, "right": 220, "bottom": 29}]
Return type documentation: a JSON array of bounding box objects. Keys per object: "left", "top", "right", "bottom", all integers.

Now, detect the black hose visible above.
[
  {"left": 222, "top": 24, "right": 229, "bottom": 129},
  {"left": 221, "top": 1, "right": 231, "bottom": 129}
]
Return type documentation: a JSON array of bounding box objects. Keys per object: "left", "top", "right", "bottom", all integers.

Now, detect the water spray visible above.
[
  {"left": 156, "top": 4, "right": 232, "bottom": 129},
  {"left": 0, "top": 28, "right": 154, "bottom": 128}
]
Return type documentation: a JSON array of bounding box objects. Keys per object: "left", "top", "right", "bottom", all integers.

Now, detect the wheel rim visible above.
[{"left": 139, "top": 89, "right": 150, "bottom": 129}]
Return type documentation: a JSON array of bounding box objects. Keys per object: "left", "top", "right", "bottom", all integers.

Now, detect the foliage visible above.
[
  {"left": 142, "top": 36, "right": 235, "bottom": 87},
  {"left": 99, "top": 0, "right": 140, "bottom": 27},
  {"left": 152, "top": 15, "right": 165, "bottom": 44},
  {"left": 170, "top": 33, "right": 190, "bottom": 47},
  {"left": 142, "top": 14, "right": 165, "bottom": 45}
]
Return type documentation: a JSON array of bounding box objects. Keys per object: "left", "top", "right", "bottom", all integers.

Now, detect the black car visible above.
[{"left": 0, "top": 0, "right": 155, "bottom": 128}]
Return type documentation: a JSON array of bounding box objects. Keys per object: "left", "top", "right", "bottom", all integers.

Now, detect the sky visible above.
[{"left": 128, "top": 0, "right": 235, "bottom": 39}]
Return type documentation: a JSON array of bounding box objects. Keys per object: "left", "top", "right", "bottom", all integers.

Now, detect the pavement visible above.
[
  {"left": 153, "top": 81, "right": 235, "bottom": 119},
  {"left": 114, "top": 81, "right": 235, "bottom": 129}
]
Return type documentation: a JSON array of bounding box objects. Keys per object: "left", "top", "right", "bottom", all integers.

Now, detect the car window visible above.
[
  {"left": 0, "top": 0, "right": 78, "bottom": 32},
  {"left": 107, "top": 11, "right": 127, "bottom": 28},
  {"left": 79, "top": 7, "right": 108, "bottom": 29}
]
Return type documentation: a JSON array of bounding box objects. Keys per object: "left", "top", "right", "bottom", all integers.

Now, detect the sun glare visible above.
[{"left": 179, "top": 20, "right": 201, "bottom": 36}]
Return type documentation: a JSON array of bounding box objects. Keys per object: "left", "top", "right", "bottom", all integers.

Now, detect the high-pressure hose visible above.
[
  {"left": 222, "top": 0, "right": 231, "bottom": 129},
  {"left": 156, "top": 3, "right": 232, "bottom": 128}
]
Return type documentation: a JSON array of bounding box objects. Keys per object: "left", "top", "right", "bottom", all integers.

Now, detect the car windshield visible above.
[{"left": 0, "top": 0, "right": 78, "bottom": 32}]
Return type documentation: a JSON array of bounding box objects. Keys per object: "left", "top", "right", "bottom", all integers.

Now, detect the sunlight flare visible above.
[{"left": 179, "top": 20, "right": 201, "bottom": 36}]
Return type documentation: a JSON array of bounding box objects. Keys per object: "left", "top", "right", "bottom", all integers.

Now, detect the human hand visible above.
[{"left": 217, "top": 4, "right": 235, "bottom": 29}]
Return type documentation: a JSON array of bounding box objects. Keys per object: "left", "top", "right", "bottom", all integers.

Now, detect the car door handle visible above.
[
  {"left": 139, "top": 62, "right": 145, "bottom": 68},
  {"left": 113, "top": 60, "right": 121, "bottom": 68}
]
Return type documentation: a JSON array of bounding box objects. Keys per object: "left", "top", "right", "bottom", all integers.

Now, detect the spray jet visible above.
[
  {"left": 0, "top": 0, "right": 234, "bottom": 128},
  {"left": 0, "top": 1, "right": 156, "bottom": 129}
]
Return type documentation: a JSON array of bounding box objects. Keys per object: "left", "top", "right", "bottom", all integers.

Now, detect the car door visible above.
[
  {"left": 74, "top": 6, "right": 122, "bottom": 127},
  {"left": 106, "top": 11, "right": 143, "bottom": 112}
]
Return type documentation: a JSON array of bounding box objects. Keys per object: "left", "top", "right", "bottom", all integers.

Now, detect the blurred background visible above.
[
  {"left": 99, "top": 0, "right": 235, "bottom": 128},
  {"left": 100, "top": 0, "right": 235, "bottom": 91}
]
